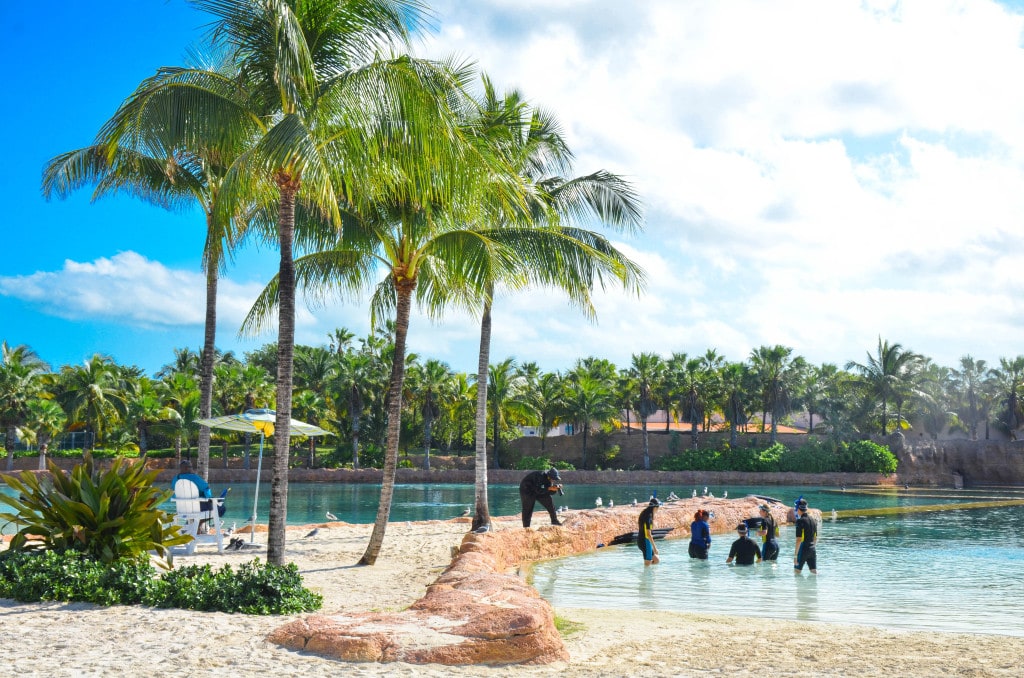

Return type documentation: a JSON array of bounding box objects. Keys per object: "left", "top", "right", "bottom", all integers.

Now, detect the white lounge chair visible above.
[{"left": 170, "top": 478, "right": 225, "bottom": 555}]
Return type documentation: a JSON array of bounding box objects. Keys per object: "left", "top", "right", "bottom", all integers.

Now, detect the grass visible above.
[{"left": 553, "top": 615, "right": 585, "bottom": 637}]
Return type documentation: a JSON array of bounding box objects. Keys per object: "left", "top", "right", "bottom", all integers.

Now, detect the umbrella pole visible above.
[{"left": 250, "top": 432, "right": 264, "bottom": 544}]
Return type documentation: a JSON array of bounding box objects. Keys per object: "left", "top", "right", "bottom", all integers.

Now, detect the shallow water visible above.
[{"left": 529, "top": 488, "right": 1024, "bottom": 637}]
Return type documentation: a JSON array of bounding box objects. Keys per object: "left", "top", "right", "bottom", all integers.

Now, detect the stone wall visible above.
[{"left": 895, "top": 438, "right": 1024, "bottom": 485}]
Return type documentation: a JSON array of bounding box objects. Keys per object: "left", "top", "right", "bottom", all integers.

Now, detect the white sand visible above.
[{"left": 2, "top": 520, "right": 1021, "bottom": 677}]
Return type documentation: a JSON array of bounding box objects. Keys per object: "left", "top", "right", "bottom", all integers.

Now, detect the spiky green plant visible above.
[{"left": 0, "top": 453, "right": 190, "bottom": 564}]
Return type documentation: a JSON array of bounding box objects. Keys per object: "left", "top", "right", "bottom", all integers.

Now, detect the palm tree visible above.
[
  {"left": 159, "top": 371, "right": 200, "bottom": 465},
  {"left": 562, "top": 374, "right": 617, "bottom": 469},
  {"left": 0, "top": 342, "right": 49, "bottom": 470},
  {"left": 522, "top": 371, "right": 565, "bottom": 452},
  {"left": 992, "top": 356, "right": 1024, "bottom": 439},
  {"left": 845, "top": 338, "right": 923, "bottom": 435},
  {"left": 487, "top": 358, "right": 532, "bottom": 469},
  {"left": 41, "top": 56, "right": 251, "bottom": 484},
  {"left": 292, "top": 389, "right": 329, "bottom": 468},
  {"left": 628, "top": 352, "right": 663, "bottom": 470},
  {"left": 952, "top": 355, "right": 988, "bottom": 440},
  {"left": 125, "top": 377, "right": 180, "bottom": 454},
  {"left": 719, "top": 362, "right": 751, "bottom": 447},
  {"left": 185, "top": 0, "right": 450, "bottom": 566},
  {"left": 462, "top": 77, "right": 644, "bottom": 528},
  {"left": 749, "top": 345, "right": 806, "bottom": 443},
  {"left": 24, "top": 398, "right": 67, "bottom": 470},
  {"left": 413, "top": 359, "right": 450, "bottom": 470},
  {"left": 52, "top": 355, "right": 127, "bottom": 451}
]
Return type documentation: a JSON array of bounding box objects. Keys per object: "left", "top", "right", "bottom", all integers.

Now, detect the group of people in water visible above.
[{"left": 517, "top": 468, "right": 818, "bottom": 575}]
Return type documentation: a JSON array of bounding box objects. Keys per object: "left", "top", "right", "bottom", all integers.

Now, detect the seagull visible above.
[
  {"left": 631, "top": 498, "right": 638, "bottom": 506},
  {"left": 472, "top": 524, "right": 491, "bottom": 534},
  {"left": 831, "top": 509, "right": 838, "bottom": 521},
  {"left": 461, "top": 506, "right": 471, "bottom": 517},
  {"left": 594, "top": 497, "right": 603, "bottom": 507},
  {"left": 304, "top": 527, "right": 319, "bottom": 538},
  {"left": 692, "top": 489, "right": 697, "bottom": 498},
  {"left": 723, "top": 491, "right": 728, "bottom": 499},
  {"left": 608, "top": 499, "right": 614, "bottom": 508},
  {"left": 702, "top": 486, "right": 708, "bottom": 496},
  {"left": 326, "top": 511, "right": 338, "bottom": 521},
  {"left": 667, "top": 492, "right": 680, "bottom": 501}
]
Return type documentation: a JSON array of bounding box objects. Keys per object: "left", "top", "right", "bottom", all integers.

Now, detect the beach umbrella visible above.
[{"left": 195, "top": 408, "right": 331, "bottom": 543}]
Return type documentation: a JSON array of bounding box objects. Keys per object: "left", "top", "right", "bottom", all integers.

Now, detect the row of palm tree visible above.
[
  {"left": 35, "top": 1, "right": 644, "bottom": 565},
  {"left": 6, "top": 336, "right": 1023, "bottom": 473}
]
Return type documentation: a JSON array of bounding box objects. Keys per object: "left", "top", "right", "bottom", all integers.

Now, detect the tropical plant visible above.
[
  {"left": 24, "top": 398, "right": 68, "bottom": 470},
  {"left": 561, "top": 374, "right": 617, "bottom": 469},
  {"left": 991, "top": 356, "right": 1024, "bottom": 439},
  {"left": 845, "top": 337, "right": 924, "bottom": 435},
  {"left": 0, "top": 453, "right": 190, "bottom": 564},
  {"left": 51, "top": 355, "right": 128, "bottom": 451},
  {"left": 628, "top": 352, "right": 663, "bottom": 470},
  {"left": 749, "top": 345, "right": 807, "bottom": 443},
  {"left": 0, "top": 342, "right": 49, "bottom": 470}
]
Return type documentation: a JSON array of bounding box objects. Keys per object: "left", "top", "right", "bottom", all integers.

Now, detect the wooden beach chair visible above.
[{"left": 170, "top": 478, "right": 225, "bottom": 555}]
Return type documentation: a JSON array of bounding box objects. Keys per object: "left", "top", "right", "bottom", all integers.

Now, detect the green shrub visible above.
[
  {"left": 0, "top": 452, "right": 191, "bottom": 563},
  {"left": 514, "top": 456, "right": 574, "bottom": 471},
  {"left": 839, "top": 440, "right": 898, "bottom": 474},
  {"left": 0, "top": 551, "right": 322, "bottom": 614}
]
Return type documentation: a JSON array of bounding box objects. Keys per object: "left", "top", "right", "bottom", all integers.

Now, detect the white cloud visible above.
[{"left": 0, "top": 252, "right": 265, "bottom": 332}]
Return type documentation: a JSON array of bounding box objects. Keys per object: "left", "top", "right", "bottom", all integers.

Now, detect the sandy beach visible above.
[{"left": 2, "top": 518, "right": 1022, "bottom": 677}]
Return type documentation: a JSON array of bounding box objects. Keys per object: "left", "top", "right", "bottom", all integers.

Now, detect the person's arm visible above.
[
  {"left": 794, "top": 520, "right": 804, "bottom": 561},
  {"left": 726, "top": 542, "right": 737, "bottom": 563}
]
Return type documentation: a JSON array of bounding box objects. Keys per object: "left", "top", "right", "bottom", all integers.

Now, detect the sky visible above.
[{"left": 2, "top": 0, "right": 1023, "bottom": 377}]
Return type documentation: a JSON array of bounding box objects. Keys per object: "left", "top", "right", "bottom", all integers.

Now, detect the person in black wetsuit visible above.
[
  {"left": 756, "top": 504, "right": 779, "bottom": 561},
  {"left": 637, "top": 498, "right": 661, "bottom": 565},
  {"left": 519, "top": 468, "right": 563, "bottom": 528},
  {"left": 793, "top": 499, "right": 818, "bottom": 574},
  {"left": 726, "top": 523, "right": 761, "bottom": 565}
]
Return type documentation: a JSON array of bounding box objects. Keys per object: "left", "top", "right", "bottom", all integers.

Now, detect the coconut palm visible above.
[
  {"left": 562, "top": 374, "right": 617, "bottom": 469},
  {"left": 24, "top": 398, "right": 67, "bottom": 470},
  {"left": 412, "top": 359, "right": 451, "bottom": 470},
  {"left": 750, "top": 345, "right": 807, "bottom": 443},
  {"left": 463, "top": 77, "right": 645, "bottom": 526},
  {"left": 992, "top": 356, "right": 1024, "bottom": 439},
  {"left": 628, "top": 352, "right": 663, "bottom": 470},
  {"left": 486, "top": 358, "right": 533, "bottom": 469},
  {"left": 0, "top": 342, "right": 49, "bottom": 470},
  {"left": 52, "top": 355, "right": 127, "bottom": 451},
  {"left": 845, "top": 338, "right": 924, "bottom": 435},
  {"left": 719, "top": 362, "right": 751, "bottom": 447},
  {"left": 951, "top": 355, "right": 988, "bottom": 440}
]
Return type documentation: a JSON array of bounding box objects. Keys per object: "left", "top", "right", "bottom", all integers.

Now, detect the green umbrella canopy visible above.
[{"left": 196, "top": 409, "right": 331, "bottom": 437}]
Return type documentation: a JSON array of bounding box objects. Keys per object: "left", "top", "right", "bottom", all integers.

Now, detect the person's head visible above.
[
  {"left": 648, "top": 498, "right": 661, "bottom": 509},
  {"left": 695, "top": 509, "right": 709, "bottom": 521},
  {"left": 759, "top": 504, "right": 770, "bottom": 515},
  {"left": 180, "top": 460, "right": 193, "bottom": 473},
  {"left": 546, "top": 468, "right": 561, "bottom": 482},
  {"left": 796, "top": 499, "right": 808, "bottom": 513},
  {"left": 736, "top": 523, "right": 748, "bottom": 536}
]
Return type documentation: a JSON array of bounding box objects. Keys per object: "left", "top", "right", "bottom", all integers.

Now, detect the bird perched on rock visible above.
[
  {"left": 631, "top": 498, "right": 638, "bottom": 506},
  {"left": 461, "top": 506, "right": 471, "bottom": 517},
  {"left": 667, "top": 491, "right": 680, "bottom": 501},
  {"left": 692, "top": 489, "right": 697, "bottom": 498},
  {"left": 723, "top": 490, "right": 728, "bottom": 498},
  {"left": 608, "top": 499, "right": 614, "bottom": 508},
  {"left": 326, "top": 511, "right": 338, "bottom": 521},
  {"left": 304, "top": 528, "right": 319, "bottom": 538},
  {"left": 702, "top": 486, "right": 709, "bottom": 496},
  {"left": 472, "top": 524, "right": 491, "bottom": 534},
  {"left": 594, "top": 497, "right": 603, "bottom": 507}
]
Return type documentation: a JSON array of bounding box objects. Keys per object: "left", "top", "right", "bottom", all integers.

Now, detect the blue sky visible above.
[{"left": 3, "top": 0, "right": 1023, "bottom": 377}]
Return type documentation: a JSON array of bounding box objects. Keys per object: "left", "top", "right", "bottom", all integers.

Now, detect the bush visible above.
[
  {"left": 514, "top": 456, "right": 575, "bottom": 471},
  {"left": 0, "top": 452, "right": 190, "bottom": 563},
  {"left": 839, "top": 440, "right": 898, "bottom": 474},
  {"left": 0, "top": 551, "right": 322, "bottom": 614}
]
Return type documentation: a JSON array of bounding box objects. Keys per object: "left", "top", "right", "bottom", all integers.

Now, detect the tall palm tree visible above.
[
  {"left": 462, "top": 77, "right": 645, "bottom": 528},
  {"left": 951, "top": 355, "right": 988, "bottom": 440},
  {"left": 52, "top": 355, "right": 127, "bottom": 451},
  {"left": 562, "top": 374, "right": 617, "bottom": 469},
  {"left": 24, "top": 398, "right": 67, "bottom": 471},
  {"left": 486, "top": 358, "right": 532, "bottom": 469},
  {"left": 628, "top": 352, "right": 663, "bottom": 470},
  {"left": 719, "top": 362, "right": 751, "bottom": 447},
  {"left": 522, "top": 371, "right": 564, "bottom": 452},
  {"left": 845, "top": 338, "right": 923, "bottom": 435},
  {"left": 749, "top": 345, "right": 806, "bottom": 443},
  {"left": 0, "top": 342, "right": 49, "bottom": 470},
  {"left": 992, "top": 356, "right": 1024, "bottom": 439},
  {"left": 159, "top": 371, "right": 200, "bottom": 465},
  {"left": 414, "top": 359, "right": 450, "bottom": 470},
  {"left": 182, "top": 0, "right": 451, "bottom": 565}
]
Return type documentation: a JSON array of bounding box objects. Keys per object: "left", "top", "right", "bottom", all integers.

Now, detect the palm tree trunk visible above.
[
  {"left": 472, "top": 296, "right": 493, "bottom": 531},
  {"left": 175, "top": 434, "right": 182, "bottom": 467},
  {"left": 197, "top": 229, "right": 218, "bottom": 481},
  {"left": 5, "top": 425, "right": 15, "bottom": 471},
  {"left": 351, "top": 407, "right": 361, "bottom": 470},
  {"left": 423, "top": 415, "right": 432, "bottom": 471},
  {"left": 267, "top": 176, "right": 299, "bottom": 566},
  {"left": 359, "top": 280, "right": 414, "bottom": 565},
  {"left": 38, "top": 437, "right": 49, "bottom": 471},
  {"left": 641, "top": 419, "right": 650, "bottom": 471}
]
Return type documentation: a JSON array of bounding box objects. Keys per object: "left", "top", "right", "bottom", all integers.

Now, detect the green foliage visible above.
[
  {"left": 514, "top": 456, "right": 575, "bottom": 471},
  {"left": 0, "top": 551, "right": 322, "bottom": 614},
  {"left": 655, "top": 439, "right": 897, "bottom": 474},
  {"left": 157, "top": 560, "right": 322, "bottom": 614},
  {"left": 0, "top": 452, "right": 190, "bottom": 563}
]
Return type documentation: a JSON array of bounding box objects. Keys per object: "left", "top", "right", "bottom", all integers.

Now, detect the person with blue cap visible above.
[{"left": 637, "top": 497, "right": 661, "bottom": 565}]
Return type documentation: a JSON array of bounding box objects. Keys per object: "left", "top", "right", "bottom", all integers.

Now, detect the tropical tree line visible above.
[{"left": 4, "top": 337, "right": 1022, "bottom": 472}]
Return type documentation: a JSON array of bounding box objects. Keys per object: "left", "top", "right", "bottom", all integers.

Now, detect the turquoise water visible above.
[
  {"left": 529, "top": 487, "right": 1024, "bottom": 637},
  {"left": 2, "top": 481, "right": 1006, "bottom": 527}
]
